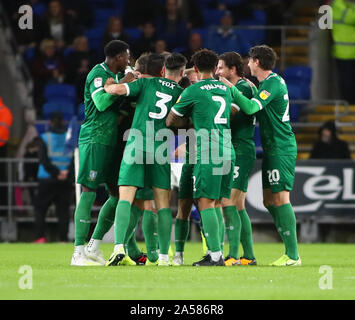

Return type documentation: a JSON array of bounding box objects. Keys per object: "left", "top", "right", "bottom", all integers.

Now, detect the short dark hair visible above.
[
  {"left": 165, "top": 53, "right": 187, "bottom": 71},
  {"left": 135, "top": 52, "right": 151, "bottom": 74},
  {"left": 248, "top": 45, "right": 277, "bottom": 71},
  {"left": 146, "top": 53, "right": 165, "bottom": 77},
  {"left": 218, "top": 52, "right": 244, "bottom": 77},
  {"left": 191, "top": 49, "right": 218, "bottom": 73},
  {"left": 104, "top": 40, "right": 129, "bottom": 58}
]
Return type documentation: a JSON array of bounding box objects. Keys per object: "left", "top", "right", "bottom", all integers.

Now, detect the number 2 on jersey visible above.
[
  {"left": 212, "top": 96, "right": 227, "bottom": 124},
  {"left": 282, "top": 94, "right": 290, "bottom": 122},
  {"left": 149, "top": 91, "right": 172, "bottom": 119}
]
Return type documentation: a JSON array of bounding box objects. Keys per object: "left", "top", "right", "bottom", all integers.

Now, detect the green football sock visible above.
[
  {"left": 267, "top": 205, "right": 284, "bottom": 242},
  {"left": 238, "top": 209, "right": 255, "bottom": 260},
  {"left": 215, "top": 207, "right": 225, "bottom": 253},
  {"left": 200, "top": 208, "right": 220, "bottom": 253},
  {"left": 114, "top": 200, "right": 131, "bottom": 245},
  {"left": 142, "top": 210, "right": 159, "bottom": 262},
  {"left": 125, "top": 205, "right": 144, "bottom": 259},
  {"left": 222, "top": 205, "right": 240, "bottom": 259},
  {"left": 91, "top": 195, "right": 118, "bottom": 240},
  {"left": 174, "top": 218, "right": 190, "bottom": 253},
  {"left": 157, "top": 208, "right": 172, "bottom": 255},
  {"left": 275, "top": 203, "right": 299, "bottom": 260},
  {"left": 74, "top": 191, "right": 96, "bottom": 246}
]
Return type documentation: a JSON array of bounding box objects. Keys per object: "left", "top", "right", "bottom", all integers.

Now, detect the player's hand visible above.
[
  {"left": 105, "top": 78, "right": 115, "bottom": 86},
  {"left": 174, "top": 143, "right": 186, "bottom": 159},
  {"left": 219, "top": 76, "right": 233, "bottom": 88},
  {"left": 243, "top": 77, "right": 256, "bottom": 89},
  {"left": 104, "top": 78, "right": 116, "bottom": 94}
]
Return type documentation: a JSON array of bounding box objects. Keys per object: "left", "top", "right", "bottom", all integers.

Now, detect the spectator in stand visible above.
[
  {"left": 180, "top": 0, "right": 204, "bottom": 29},
  {"left": 0, "top": 97, "right": 13, "bottom": 208},
  {"left": 61, "top": 0, "right": 94, "bottom": 31},
  {"left": 122, "top": 0, "right": 162, "bottom": 28},
  {"left": 132, "top": 22, "right": 158, "bottom": 59},
  {"left": 208, "top": 10, "right": 251, "bottom": 55},
  {"left": 156, "top": 0, "right": 189, "bottom": 51},
  {"left": 182, "top": 33, "right": 203, "bottom": 68},
  {"left": 30, "top": 38, "right": 66, "bottom": 113},
  {"left": 34, "top": 112, "right": 74, "bottom": 243},
  {"left": 37, "top": 0, "right": 78, "bottom": 49},
  {"left": 102, "top": 17, "right": 131, "bottom": 48},
  {"left": 155, "top": 39, "right": 169, "bottom": 55},
  {"left": 331, "top": 0, "right": 355, "bottom": 104},
  {"left": 65, "top": 35, "right": 97, "bottom": 104},
  {"left": 310, "top": 121, "right": 351, "bottom": 159}
]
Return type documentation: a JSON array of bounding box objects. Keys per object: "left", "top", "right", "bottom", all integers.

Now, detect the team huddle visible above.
[{"left": 70, "top": 39, "right": 301, "bottom": 267}]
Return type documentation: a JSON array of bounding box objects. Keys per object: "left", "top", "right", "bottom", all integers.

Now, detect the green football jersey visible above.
[
  {"left": 79, "top": 62, "right": 124, "bottom": 147},
  {"left": 124, "top": 77, "right": 183, "bottom": 152},
  {"left": 172, "top": 78, "right": 235, "bottom": 163},
  {"left": 231, "top": 79, "right": 258, "bottom": 158},
  {"left": 252, "top": 72, "right": 297, "bottom": 155}
]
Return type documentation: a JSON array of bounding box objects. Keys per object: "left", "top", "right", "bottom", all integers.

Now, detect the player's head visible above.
[
  {"left": 216, "top": 52, "right": 244, "bottom": 80},
  {"left": 134, "top": 52, "right": 150, "bottom": 74},
  {"left": 104, "top": 40, "right": 130, "bottom": 72},
  {"left": 248, "top": 45, "right": 277, "bottom": 75},
  {"left": 185, "top": 68, "right": 199, "bottom": 84},
  {"left": 164, "top": 53, "right": 187, "bottom": 80},
  {"left": 191, "top": 49, "right": 218, "bottom": 75},
  {"left": 145, "top": 53, "right": 165, "bottom": 77}
]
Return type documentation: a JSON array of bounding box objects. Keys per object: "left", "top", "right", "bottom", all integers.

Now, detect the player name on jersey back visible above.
[{"left": 200, "top": 83, "right": 227, "bottom": 91}]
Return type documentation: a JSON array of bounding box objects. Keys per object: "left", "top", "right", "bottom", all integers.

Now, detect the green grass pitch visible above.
[{"left": 1, "top": 242, "right": 355, "bottom": 300}]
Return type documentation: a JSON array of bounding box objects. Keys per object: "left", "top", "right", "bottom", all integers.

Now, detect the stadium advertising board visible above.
[{"left": 246, "top": 160, "right": 355, "bottom": 218}]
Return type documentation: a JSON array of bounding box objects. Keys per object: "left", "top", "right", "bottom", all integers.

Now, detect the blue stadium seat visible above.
[
  {"left": 125, "top": 28, "right": 142, "bottom": 42},
  {"left": 282, "top": 66, "right": 312, "bottom": 83},
  {"left": 44, "top": 84, "right": 77, "bottom": 103},
  {"left": 24, "top": 47, "right": 35, "bottom": 62},
  {"left": 202, "top": 9, "right": 225, "bottom": 26},
  {"left": 42, "top": 101, "right": 75, "bottom": 121},
  {"left": 34, "top": 122, "right": 49, "bottom": 135},
  {"left": 85, "top": 27, "right": 105, "bottom": 53},
  {"left": 283, "top": 66, "right": 312, "bottom": 101},
  {"left": 32, "top": 2, "right": 46, "bottom": 16},
  {"left": 94, "top": 9, "right": 116, "bottom": 28},
  {"left": 77, "top": 103, "right": 85, "bottom": 121}
]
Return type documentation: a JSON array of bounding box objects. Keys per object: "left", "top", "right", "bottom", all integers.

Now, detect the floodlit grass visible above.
[{"left": 1, "top": 242, "right": 355, "bottom": 300}]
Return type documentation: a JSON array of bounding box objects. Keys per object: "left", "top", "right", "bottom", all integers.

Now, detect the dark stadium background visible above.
[{"left": 0, "top": 0, "right": 354, "bottom": 244}]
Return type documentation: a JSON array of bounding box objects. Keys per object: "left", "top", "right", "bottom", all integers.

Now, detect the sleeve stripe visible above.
[
  {"left": 252, "top": 98, "right": 263, "bottom": 110},
  {"left": 231, "top": 103, "right": 240, "bottom": 111},
  {"left": 91, "top": 87, "right": 104, "bottom": 99},
  {"left": 171, "top": 107, "right": 184, "bottom": 117},
  {"left": 123, "top": 83, "right": 130, "bottom": 96}
]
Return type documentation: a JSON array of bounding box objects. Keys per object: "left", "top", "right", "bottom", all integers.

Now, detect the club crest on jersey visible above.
[
  {"left": 94, "top": 77, "right": 103, "bottom": 88},
  {"left": 259, "top": 90, "right": 270, "bottom": 100},
  {"left": 89, "top": 170, "right": 97, "bottom": 181}
]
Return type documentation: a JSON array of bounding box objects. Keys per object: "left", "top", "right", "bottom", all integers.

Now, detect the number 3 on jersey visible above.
[{"left": 149, "top": 91, "right": 172, "bottom": 119}]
